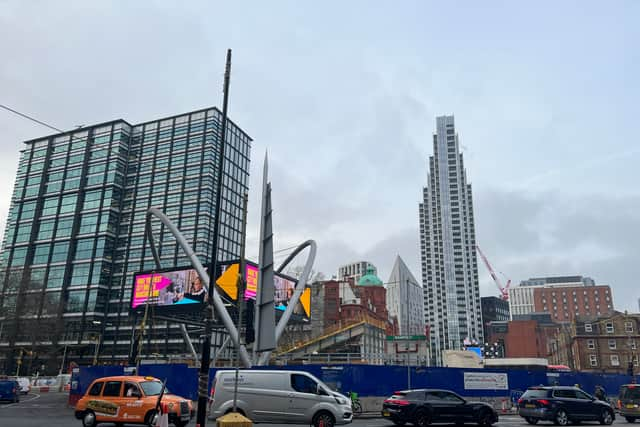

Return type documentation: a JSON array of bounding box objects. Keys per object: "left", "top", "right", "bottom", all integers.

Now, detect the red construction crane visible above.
[{"left": 476, "top": 245, "right": 511, "bottom": 300}]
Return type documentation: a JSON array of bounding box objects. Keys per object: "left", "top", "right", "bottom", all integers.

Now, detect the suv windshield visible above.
[
  {"left": 522, "top": 389, "right": 550, "bottom": 399},
  {"left": 140, "top": 381, "right": 169, "bottom": 396},
  {"left": 621, "top": 386, "right": 640, "bottom": 400}
]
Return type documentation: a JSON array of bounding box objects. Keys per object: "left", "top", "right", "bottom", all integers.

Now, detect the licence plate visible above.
[
  {"left": 382, "top": 410, "right": 390, "bottom": 417},
  {"left": 627, "top": 404, "right": 635, "bottom": 409},
  {"left": 525, "top": 404, "right": 536, "bottom": 408}
]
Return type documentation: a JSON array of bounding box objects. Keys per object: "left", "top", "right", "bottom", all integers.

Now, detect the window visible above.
[
  {"left": 584, "top": 323, "right": 592, "bottom": 332},
  {"left": 88, "top": 382, "right": 104, "bottom": 396},
  {"left": 51, "top": 242, "right": 70, "bottom": 262},
  {"left": 606, "top": 322, "right": 614, "bottom": 333},
  {"left": 290, "top": 374, "right": 317, "bottom": 394},
  {"left": 102, "top": 381, "right": 122, "bottom": 397},
  {"left": 554, "top": 389, "right": 577, "bottom": 399},
  {"left": 74, "top": 238, "right": 94, "bottom": 260},
  {"left": 60, "top": 194, "right": 77, "bottom": 214},
  {"left": 590, "top": 354, "right": 598, "bottom": 366},
  {"left": 587, "top": 339, "right": 595, "bottom": 350},
  {"left": 575, "top": 390, "right": 592, "bottom": 400},
  {"left": 632, "top": 340, "right": 637, "bottom": 350},
  {"left": 56, "top": 218, "right": 74, "bottom": 238},
  {"left": 124, "top": 383, "right": 141, "bottom": 398},
  {"left": 66, "top": 290, "right": 86, "bottom": 312},
  {"left": 610, "top": 355, "right": 620, "bottom": 366},
  {"left": 608, "top": 339, "right": 617, "bottom": 350},
  {"left": 626, "top": 321, "right": 634, "bottom": 333},
  {"left": 37, "top": 220, "right": 55, "bottom": 240},
  {"left": 33, "top": 243, "right": 50, "bottom": 264},
  {"left": 46, "top": 266, "right": 66, "bottom": 289}
]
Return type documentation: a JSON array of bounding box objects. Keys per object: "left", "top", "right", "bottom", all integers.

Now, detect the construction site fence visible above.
[
  {"left": 272, "top": 352, "right": 429, "bottom": 365},
  {"left": 69, "top": 363, "right": 638, "bottom": 405}
]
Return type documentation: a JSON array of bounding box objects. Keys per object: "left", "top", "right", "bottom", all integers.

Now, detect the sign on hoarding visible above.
[
  {"left": 386, "top": 335, "right": 427, "bottom": 341},
  {"left": 463, "top": 372, "right": 509, "bottom": 390}
]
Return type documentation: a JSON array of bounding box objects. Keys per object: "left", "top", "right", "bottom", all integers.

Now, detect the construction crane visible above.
[{"left": 476, "top": 245, "right": 511, "bottom": 300}]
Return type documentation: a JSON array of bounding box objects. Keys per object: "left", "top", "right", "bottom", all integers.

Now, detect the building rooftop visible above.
[{"left": 357, "top": 266, "right": 384, "bottom": 286}]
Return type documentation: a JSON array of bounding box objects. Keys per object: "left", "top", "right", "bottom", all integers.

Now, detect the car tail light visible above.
[
  {"left": 384, "top": 399, "right": 410, "bottom": 406},
  {"left": 537, "top": 399, "right": 550, "bottom": 406},
  {"left": 518, "top": 398, "right": 524, "bottom": 405},
  {"left": 618, "top": 400, "right": 622, "bottom": 409}
]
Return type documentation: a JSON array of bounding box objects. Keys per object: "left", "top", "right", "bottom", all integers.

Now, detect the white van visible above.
[{"left": 208, "top": 370, "right": 353, "bottom": 427}]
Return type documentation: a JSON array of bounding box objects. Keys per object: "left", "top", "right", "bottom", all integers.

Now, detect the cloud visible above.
[{"left": 475, "top": 189, "right": 640, "bottom": 311}]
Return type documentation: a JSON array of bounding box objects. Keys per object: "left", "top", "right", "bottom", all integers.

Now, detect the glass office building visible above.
[{"left": 0, "top": 107, "right": 251, "bottom": 372}]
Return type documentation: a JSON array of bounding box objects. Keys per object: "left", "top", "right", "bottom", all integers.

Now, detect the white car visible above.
[{"left": 14, "top": 377, "right": 31, "bottom": 394}]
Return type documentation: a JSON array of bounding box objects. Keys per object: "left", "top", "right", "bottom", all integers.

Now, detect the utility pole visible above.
[
  {"left": 196, "top": 48, "right": 232, "bottom": 427},
  {"left": 232, "top": 193, "right": 249, "bottom": 413}
]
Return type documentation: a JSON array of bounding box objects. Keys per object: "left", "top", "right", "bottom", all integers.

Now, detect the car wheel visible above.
[
  {"left": 414, "top": 411, "right": 430, "bottom": 427},
  {"left": 174, "top": 421, "right": 188, "bottom": 427},
  {"left": 599, "top": 409, "right": 613, "bottom": 425},
  {"left": 82, "top": 410, "right": 97, "bottom": 427},
  {"left": 525, "top": 417, "right": 539, "bottom": 425},
  {"left": 555, "top": 409, "right": 569, "bottom": 426},
  {"left": 313, "top": 410, "right": 335, "bottom": 427},
  {"left": 392, "top": 419, "right": 406, "bottom": 426},
  {"left": 625, "top": 417, "right": 637, "bottom": 423},
  {"left": 478, "top": 410, "right": 494, "bottom": 427},
  {"left": 145, "top": 410, "right": 159, "bottom": 427}
]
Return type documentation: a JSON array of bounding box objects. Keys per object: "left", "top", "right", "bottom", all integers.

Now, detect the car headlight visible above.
[{"left": 334, "top": 396, "right": 349, "bottom": 405}]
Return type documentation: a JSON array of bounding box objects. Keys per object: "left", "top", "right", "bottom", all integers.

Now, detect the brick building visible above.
[
  {"left": 486, "top": 314, "right": 559, "bottom": 359},
  {"left": 550, "top": 312, "right": 640, "bottom": 374},
  {"left": 533, "top": 285, "right": 614, "bottom": 322}
]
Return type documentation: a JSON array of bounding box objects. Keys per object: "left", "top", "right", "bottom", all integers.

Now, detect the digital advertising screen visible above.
[
  {"left": 131, "top": 267, "right": 206, "bottom": 311},
  {"left": 130, "top": 262, "right": 311, "bottom": 319}
]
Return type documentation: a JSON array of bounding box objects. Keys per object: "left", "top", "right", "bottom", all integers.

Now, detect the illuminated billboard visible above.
[
  {"left": 131, "top": 267, "right": 206, "bottom": 311},
  {"left": 217, "top": 261, "right": 310, "bottom": 318},
  {"left": 130, "top": 261, "right": 311, "bottom": 318}
]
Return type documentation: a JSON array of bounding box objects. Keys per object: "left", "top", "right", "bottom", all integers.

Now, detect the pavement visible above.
[{"left": 0, "top": 392, "right": 629, "bottom": 427}]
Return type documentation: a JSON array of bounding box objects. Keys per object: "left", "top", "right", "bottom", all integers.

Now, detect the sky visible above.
[{"left": 1, "top": 1, "right": 638, "bottom": 311}]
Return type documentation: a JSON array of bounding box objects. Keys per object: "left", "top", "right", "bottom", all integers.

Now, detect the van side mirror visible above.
[{"left": 317, "top": 384, "right": 328, "bottom": 395}]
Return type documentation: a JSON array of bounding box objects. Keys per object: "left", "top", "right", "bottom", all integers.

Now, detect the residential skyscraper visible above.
[
  {"left": 419, "top": 115, "right": 482, "bottom": 365},
  {"left": 0, "top": 107, "right": 251, "bottom": 372},
  {"left": 386, "top": 255, "right": 424, "bottom": 336}
]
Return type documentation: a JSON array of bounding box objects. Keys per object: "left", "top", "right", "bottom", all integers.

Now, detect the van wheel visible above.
[
  {"left": 313, "top": 410, "right": 335, "bottom": 427},
  {"left": 525, "top": 417, "right": 539, "bottom": 425},
  {"left": 625, "top": 417, "right": 637, "bottom": 423},
  {"left": 145, "top": 410, "right": 159, "bottom": 427},
  {"left": 82, "top": 410, "right": 97, "bottom": 427}
]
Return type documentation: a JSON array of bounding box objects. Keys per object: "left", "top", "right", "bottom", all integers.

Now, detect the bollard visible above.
[{"left": 216, "top": 412, "right": 252, "bottom": 427}]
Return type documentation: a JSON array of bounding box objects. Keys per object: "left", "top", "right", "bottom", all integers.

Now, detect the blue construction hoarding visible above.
[{"left": 70, "top": 363, "right": 635, "bottom": 403}]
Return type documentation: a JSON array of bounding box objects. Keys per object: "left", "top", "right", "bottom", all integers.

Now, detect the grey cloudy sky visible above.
[{"left": 1, "top": 1, "right": 638, "bottom": 310}]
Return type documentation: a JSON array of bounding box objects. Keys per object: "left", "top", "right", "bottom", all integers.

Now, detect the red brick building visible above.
[
  {"left": 487, "top": 317, "right": 559, "bottom": 359},
  {"left": 533, "top": 285, "right": 613, "bottom": 322}
]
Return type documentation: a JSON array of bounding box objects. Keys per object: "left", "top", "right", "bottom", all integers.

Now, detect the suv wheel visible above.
[
  {"left": 415, "top": 411, "right": 430, "bottom": 427},
  {"left": 525, "top": 417, "right": 539, "bottom": 425},
  {"left": 600, "top": 409, "right": 613, "bottom": 425},
  {"left": 478, "top": 410, "right": 494, "bottom": 427},
  {"left": 626, "top": 417, "right": 637, "bottom": 423},
  {"left": 145, "top": 410, "right": 159, "bottom": 427},
  {"left": 555, "top": 409, "right": 569, "bottom": 426},
  {"left": 82, "top": 410, "right": 97, "bottom": 427}
]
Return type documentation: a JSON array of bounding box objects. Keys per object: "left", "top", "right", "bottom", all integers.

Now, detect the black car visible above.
[
  {"left": 518, "top": 386, "right": 615, "bottom": 426},
  {"left": 381, "top": 389, "right": 499, "bottom": 427}
]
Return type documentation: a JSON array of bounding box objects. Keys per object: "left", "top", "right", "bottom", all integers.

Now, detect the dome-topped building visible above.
[{"left": 357, "top": 266, "right": 384, "bottom": 287}]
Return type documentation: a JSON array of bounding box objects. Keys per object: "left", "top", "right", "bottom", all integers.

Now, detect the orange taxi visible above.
[{"left": 74, "top": 375, "right": 194, "bottom": 427}]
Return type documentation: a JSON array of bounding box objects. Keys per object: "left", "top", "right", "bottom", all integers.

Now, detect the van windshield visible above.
[{"left": 621, "top": 386, "right": 640, "bottom": 400}]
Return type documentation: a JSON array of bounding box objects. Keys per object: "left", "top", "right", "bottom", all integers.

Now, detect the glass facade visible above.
[{"left": 0, "top": 107, "right": 251, "bottom": 371}]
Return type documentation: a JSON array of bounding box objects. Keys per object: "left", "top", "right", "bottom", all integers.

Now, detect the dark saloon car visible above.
[
  {"left": 518, "top": 386, "right": 614, "bottom": 426},
  {"left": 382, "top": 389, "right": 499, "bottom": 427}
]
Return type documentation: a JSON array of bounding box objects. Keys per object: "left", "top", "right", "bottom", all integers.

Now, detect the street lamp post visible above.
[{"left": 59, "top": 344, "right": 68, "bottom": 376}]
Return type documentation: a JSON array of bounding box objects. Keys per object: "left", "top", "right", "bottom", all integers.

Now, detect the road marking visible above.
[{"left": 0, "top": 392, "right": 41, "bottom": 409}]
